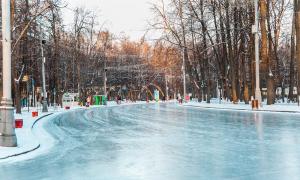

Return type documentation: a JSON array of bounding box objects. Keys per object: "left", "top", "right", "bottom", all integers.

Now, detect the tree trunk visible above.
[
  {"left": 259, "top": 0, "right": 268, "bottom": 74},
  {"left": 295, "top": 0, "right": 300, "bottom": 105},
  {"left": 266, "top": 0, "right": 275, "bottom": 105},
  {"left": 15, "top": 82, "right": 21, "bottom": 114},
  {"left": 225, "top": 0, "right": 238, "bottom": 103},
  {"left": 244, "top": 83, "right": 250, "bottom": 104},
  {"left": 294, "top": 0, "right": 300, "bottom": 105},
  {"left": 289, "top": 15, "right": 296, "bottom": 101}
]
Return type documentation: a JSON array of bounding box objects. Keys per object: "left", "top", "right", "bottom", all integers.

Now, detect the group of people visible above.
[
  {"left": 82, "top": 93, "right": 188, "bottom": 105},
  {"left": 177, "top": 93, "right": 191, "bottom": 104}
]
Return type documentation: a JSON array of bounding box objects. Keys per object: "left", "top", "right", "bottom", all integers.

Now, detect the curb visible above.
[
  {"left": 0, "top": 113, "right": 53, "bottom": 160},
  {"left": 183, "top": 104, "right": 300, "bottom": 114}
]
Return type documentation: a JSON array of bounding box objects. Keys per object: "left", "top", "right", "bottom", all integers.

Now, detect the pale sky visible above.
[{"left": 63, "top": 0, "right": 158, "bottom": 41}]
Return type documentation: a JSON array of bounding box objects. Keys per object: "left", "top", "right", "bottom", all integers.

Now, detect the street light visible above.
[
  {"left": 201, "top": 80, "right": 204, "bottom": 101},
  {"left": 40, "top": 28, "right": 48, "bottom": 112},
  {"left": 0, "top": 0, "right": 17, "bottom": 147},
  {"left": 182, "top": 47, "right": 187, "bottom": 101},
  {"left": 165, "top": 73, "right": 169, "bottom": 101},
  {"left": 104, "top": 67, "right": 107, "bottom": 96},
  {"left": 253, "top": 0, "right": 262, "bottom": 107},
  {"left": 53, "top": 88, "right": 57, "bottom": 110}
]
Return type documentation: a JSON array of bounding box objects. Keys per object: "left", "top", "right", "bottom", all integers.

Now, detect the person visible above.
[
  {"left": 86, "top": 96, "right": 91, "bottom": 107},
  {"left": 115, "top": 96, "right": 118, "bottom": 104},
  {"left": 117, "top": 95, "right": 121, "bottom": 104},
  {"left": 177, "top": 93, "right": 182, "bottom": 104},
  {"left": 21, "top": 96, "right": 26, "bottom": 107},
  {"left": 178, "top": 94, "right": 182, "bottom": 104}
]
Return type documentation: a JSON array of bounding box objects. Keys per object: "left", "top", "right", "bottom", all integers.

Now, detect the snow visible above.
[
  {"left": 184, "top": 98, "right": 300, "bottom": 113},
  {"left": 0, "top": 100, "right": 154, "bottom": 163},
  {"left": 0, "top": 108, "right": 58, "bottom": 162}
]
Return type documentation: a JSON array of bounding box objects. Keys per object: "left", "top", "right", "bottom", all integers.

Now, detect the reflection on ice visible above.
[
  {"left": 254, "top": 112, "right": 264, "bottom": 140},
  {"left": 1, "top": 104, "right": 300, "bottom": 180}
]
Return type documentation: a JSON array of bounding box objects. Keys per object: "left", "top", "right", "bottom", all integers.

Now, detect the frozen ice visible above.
[{"left": 0, "top": 103, "right": 300, "bottom": 179}]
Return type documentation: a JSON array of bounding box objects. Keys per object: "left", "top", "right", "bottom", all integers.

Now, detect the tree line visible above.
[
  {"left": 0, "top": 0, "right": 183, "bottom": 113},
  {"left": 151, "top": 0, "right": 298, "bottom": 105},
  {"left": 1, "top": 0, "right": 300, "bottom": 111}
]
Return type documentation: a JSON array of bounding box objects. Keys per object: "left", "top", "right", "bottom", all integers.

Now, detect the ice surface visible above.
[
  {"left": 1, "top": 103, "right": 300, "bottom": 180},
  {"left": 0, "top": 101, "right": 150, "bottom": 162}
]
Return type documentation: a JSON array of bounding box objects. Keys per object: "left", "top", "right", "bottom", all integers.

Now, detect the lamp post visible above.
[
  {"left": 201, "top": 80, "right": 204, "bottom": 102},
  {"left": 253, "top": 0, "right": 262, "bottom": 106},
  {"left": 104, "top": 59, "right": 107, "bottom": 97},
  {"left": 182, "top": 48, "right": 187, "bottom": 101},
  {"left": 0, "top": 0, "right": 17, "bottom": 147},
  {"left": 40, "top": 27, "right": 48, "bottom": 112},
  {"left": 53, "top": 88, "right": 56, "bottom": 110},
  {"left": 165, "top": 73, "right": 169, "bottom": 101}
]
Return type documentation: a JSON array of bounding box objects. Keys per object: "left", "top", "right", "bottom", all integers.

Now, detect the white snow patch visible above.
[{"left": 183, "top": 99, "right": 300, "bottom": 113}]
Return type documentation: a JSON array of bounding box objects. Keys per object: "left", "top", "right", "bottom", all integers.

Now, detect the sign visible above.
[{"left": 22, "top": 75, "right": 29, "bottom": 82}]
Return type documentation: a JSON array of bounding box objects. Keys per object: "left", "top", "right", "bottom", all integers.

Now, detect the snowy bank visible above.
[
  {"left": 0, "top": 106, "right": 66, "bottom": 163},
  {"left": 0, "top": 113, "right": 51, "bottom": 161},
  {"left": 184, "top": 99, "right": 300, "bottom": 113}
]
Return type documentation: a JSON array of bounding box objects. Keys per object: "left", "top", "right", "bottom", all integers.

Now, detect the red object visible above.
[
  {"left": 32, "top": 111, "right": 38, "bottom": 117},
  {"left": 185, "top": 95, "right": 190, "bottom": 102},
  {"left": 65, "top": 106, "right": 70, "bottom": 110},
  {"left": 15, "top": 119, "right": 23, "bottom": 128}
]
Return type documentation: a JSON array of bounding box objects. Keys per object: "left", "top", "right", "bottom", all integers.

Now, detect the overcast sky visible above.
[{"left": 62, "top": 0, "right": 158, "bottom": 41}]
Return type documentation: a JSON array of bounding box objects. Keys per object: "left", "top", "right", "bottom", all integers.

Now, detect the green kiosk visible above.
[{"left": 93, "top": 95, "right": 107, "bottom": 105}]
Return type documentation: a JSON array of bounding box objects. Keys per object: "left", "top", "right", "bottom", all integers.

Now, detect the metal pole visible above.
[
  {"left": 182, "top": 48, "right": 187, "bottom": 101},
  {"left": 32, "top": 78, "right": 35, "bottom": 107},
  {"left": 40, "top": 26, "right": 48, "bottom": 112},
  {"left": 27, "top": 81, "right": 29, "bottom": 112},
  {"left": 0, "top": 0, "right": 17, "bottom": 147},
  {"left": 254, "top": 0, "right": 262, "bottom": 107},
  {"left": 53, "top": 88, "right": 56, "bottom": 110},
  {"left": 165, "top": 73, "right": 169, "bottom": 101},
  {"left": 103, "top": 57, "right": 107, "bottom": 96}
]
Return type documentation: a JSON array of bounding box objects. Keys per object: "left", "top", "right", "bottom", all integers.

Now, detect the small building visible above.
[{"left": 62, "top": 93, "right": 79, "bottom": 107}]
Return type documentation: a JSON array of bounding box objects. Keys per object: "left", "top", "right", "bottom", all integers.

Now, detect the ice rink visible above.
[{"left": 1, "top": 103, "right": 300, "bottom": 179}]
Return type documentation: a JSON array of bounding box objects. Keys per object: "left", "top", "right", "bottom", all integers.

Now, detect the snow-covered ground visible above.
[
  {"left": 0, "top": 101, "right": 154, "bottom": 163},
  {"left": 184, "top": 98, "right": 300, "bottom": 113},
  {"left": 0, "top": 107, "right": 64, "bottom": 162}
]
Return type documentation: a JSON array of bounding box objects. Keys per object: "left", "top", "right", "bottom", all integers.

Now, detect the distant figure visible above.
[
  {"left": 21, "top": 97, "right": 26, "bottom": 107},
  {"left": 117, "top": 95, "right": 122, "bottom": 104},
  {"left": 86, "top": 96, "right": 91, "bottom": 106},
  {"left": 178, "top": 93, "right": 182, "bottom": 104}
]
